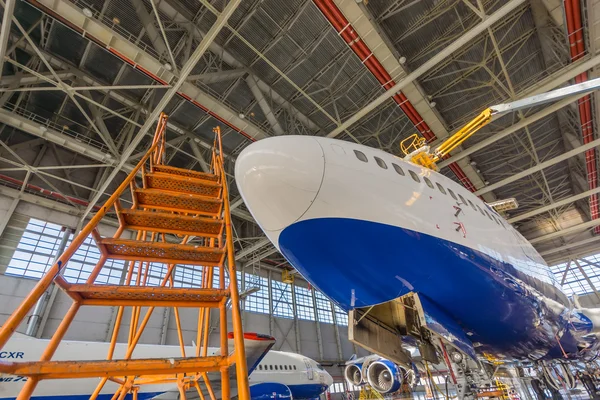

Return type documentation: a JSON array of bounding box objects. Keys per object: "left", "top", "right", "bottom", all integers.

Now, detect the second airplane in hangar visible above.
[{"left": 235, "top": 79, "right": 600, "bottom": 398}]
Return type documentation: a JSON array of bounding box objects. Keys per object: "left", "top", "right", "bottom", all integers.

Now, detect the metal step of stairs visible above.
[
  {"left": 66, "top": 284, "right": 228, "bottom": 307},
  {"left": 146, "top": 172, "right": 221, "bottom": 198},
  {"left": 134, "top": 188, "right": 223, "bottom": 216},
  {"left": 119, "top": 209, "right": 224, "bottom": 238},
  {"left": 97, "top": 238, "right": 225, "bottom": 266},
  {"left": 153, "top": 165, "right": 219, "bottom": 182}
]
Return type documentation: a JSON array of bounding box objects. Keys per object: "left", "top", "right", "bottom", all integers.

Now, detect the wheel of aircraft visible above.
[
  {"left": 530, "top": 378, "right": 547, "bottom": 400},
  {"left": 579, "top": 372, "right": 600, "bottom": 399},
  {"left": 548, "top": 386, "right": 563, "bottom": 400}
]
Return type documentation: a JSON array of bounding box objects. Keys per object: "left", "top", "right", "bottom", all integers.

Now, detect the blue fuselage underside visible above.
[{"left": 279, "top": 217, "right": 572, "bottom": 359}]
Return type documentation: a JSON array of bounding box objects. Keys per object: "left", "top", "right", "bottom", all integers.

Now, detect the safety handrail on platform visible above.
[{"left": 0, "top": 114, "right": 251, "bottom": 400}]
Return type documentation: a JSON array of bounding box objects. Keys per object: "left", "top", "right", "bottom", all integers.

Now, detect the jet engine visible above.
[
  {"left": 344, "top": 363, "right": 364, "bottom": 386},
  {"left": 365, "top": 360, "right": 404, "bottom": 394}
]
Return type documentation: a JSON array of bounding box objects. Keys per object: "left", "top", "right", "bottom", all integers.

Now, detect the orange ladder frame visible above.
[{"left": 0, "top": 114, "right": 249, "bottom": 400}]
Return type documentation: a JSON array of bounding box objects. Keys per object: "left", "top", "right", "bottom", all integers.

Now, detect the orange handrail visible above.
[
  {"left": 214, "top": 140, "right": 250, "bottom": 400},
  {"left": 0, "top": 112, "right": 169, "bottom": 350}
]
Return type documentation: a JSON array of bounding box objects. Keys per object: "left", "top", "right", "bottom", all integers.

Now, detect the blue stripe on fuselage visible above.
[
  {"left": 288, "top": 383, "right": 330, "bottom": 399},
  {"left": 279, "top": 217, "right": 569, "bottom": 359}
]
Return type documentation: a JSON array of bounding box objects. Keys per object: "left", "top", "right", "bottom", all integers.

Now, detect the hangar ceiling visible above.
[{"left": 0, "top": 0, "right": 599, "bottom": 275}]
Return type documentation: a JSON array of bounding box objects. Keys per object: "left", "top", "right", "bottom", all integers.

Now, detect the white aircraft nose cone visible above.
[{"left": 235, "top": 136, "right": 324, "bottom": 232}]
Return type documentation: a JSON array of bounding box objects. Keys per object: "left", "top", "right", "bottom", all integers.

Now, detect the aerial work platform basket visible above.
[{"left": 0, "top": 113, "right": 250, "bottom": 400}]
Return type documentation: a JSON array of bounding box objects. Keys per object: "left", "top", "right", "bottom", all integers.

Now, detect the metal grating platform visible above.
[
  {"left": 153, "top": 165, "right": 219, "bottom": 182},
  {"left": 69, "top": 284, "right": 228, "bottom": 307},
  {"left": 135, "top": 189, "right": 223, "bottom": 216},
  {"left": 99, "top": 238, "right": 225, "bottom": 266},
  {"left": 146, "top": 173, "right": 222, "bottom": 197},
  {"left": 120, "top": 209, "right": 224, "bottom": 237}
]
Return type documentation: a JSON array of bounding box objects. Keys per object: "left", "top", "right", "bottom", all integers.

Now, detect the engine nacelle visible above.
[
  {"left": 344, "top": 363, "right": 364, "bottom": 386},
  {"left": 366, "top": 360, "right": 404, "bottom": 394}
]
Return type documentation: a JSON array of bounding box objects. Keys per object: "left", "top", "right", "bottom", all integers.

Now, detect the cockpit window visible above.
[
  {"left": 409, "top": 170, "right": 420, "bottom": 183},
  {"left": 316, "top": 363, "right": 324, "bottom": 370},
  {"left": 374, "top": 157, "right": 388, "bottom": 169},
  {"left": 354, "top": 150, "right": 368, "bottom": 162},
  {"left": 458, "top": 194, "right": 467, "bottom": 205},
  {"left": 392, "top": 163, "right": 405, "bottom": 176}
]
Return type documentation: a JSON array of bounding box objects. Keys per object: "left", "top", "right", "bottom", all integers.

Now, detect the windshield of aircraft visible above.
[{"left": 316, "top": 363, "right": 324, "bottom": 370}]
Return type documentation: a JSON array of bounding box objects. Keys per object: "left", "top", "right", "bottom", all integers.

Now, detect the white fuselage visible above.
[
  {"left": 235, "top": 135, "right": 556, "bottom": 289},
  {"left": 0, "top": 333, "right": 331, "bottom": 400},
  {"left": 235, "top": 136, "right": 575, "bottom": 360},
  {"left": 250, "top": 350, "right": 332, "bottom": 389}
]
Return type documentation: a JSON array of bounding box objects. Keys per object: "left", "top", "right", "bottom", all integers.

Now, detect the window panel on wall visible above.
[
  {"left": 5, "top": 219, "right": 65, "bottom": 278},
  {"left": 550, "top": 257, "right": 600, "bottom": 297},
  {"left": 244, "top": 273, "right": 269, "bottom": 314},
  {"left": 315, "top": 291, "right": 334, "bottom": 323},
  {"left": 271, "top": 280, "right": 294, "bottom": 319},
  {"left": 334, "top": 304, "right": 348, "bottom": 326},
  {"left": 294, "top": 286, "right": 315, "bottom": 321}
]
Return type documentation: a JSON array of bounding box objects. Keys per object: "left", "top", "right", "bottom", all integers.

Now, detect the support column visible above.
[
  {"left": 290, "top": 283, "right": 301, "bottom": 353},
  {"left": 0, "top": 0, "right": 16, "bottom": 80},
  {"left": 331, "top": 302, "right": 343, "bottom": 361},
  {"left": 267, "top": 270, "right": 274, "bottom": 336},
  {"left": 311, "top": 288, "right": 324, "bottom": 360},
  {"left": 160, "top": 308, "right": 171, "bottom": 345},
  {"left": 26, "top": 226, "right": 71, "bottom": 337}
]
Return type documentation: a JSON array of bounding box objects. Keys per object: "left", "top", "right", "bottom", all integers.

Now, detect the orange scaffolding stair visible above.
[{"left": 0, "top": 113, "right": 250, "bottom": 400}]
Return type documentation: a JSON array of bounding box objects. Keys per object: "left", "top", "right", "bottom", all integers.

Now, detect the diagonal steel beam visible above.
[
  {"left": 475, "top": 136, "right": 600, "bottom": 196},
  {"left": 246, "top": 75, "right": 284, "bottom": 135},
  {"left": 188, "top": 69, "right": 247, "bottom": 84},
  {"left": 540, "top": 236, "right": 600, "bottom": 257},
  {"left": 154, "top": 0, "right": 320, "bottom": 133},
  {"left": 25, "top": 0, "right": 267, "bottom": 141},
  {"left": 508, "top": 186, "right": 600, "bottom": 223},
  {"left": 439, "top": 54, "right": 600, "bottom": 167},
  {"left": 324, "top": 0, "right": 528, "bottom": 139},
  {"left": 81, "top": 0, "right": 242, "bottom": 220},
  {"left": 235, "top": 238, "right": 271, "bottom": 261},
  {"left": 573, "top": 259, "right": 600, "bottom": 302},
  {"left": 530, "top": 219, "right": 600, "bottom": 244},
  {"left": 0, "top": 0, "right": 16, "bottom": 81}
]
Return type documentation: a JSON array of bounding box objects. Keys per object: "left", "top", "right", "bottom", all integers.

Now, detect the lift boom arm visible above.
[{"left": 403, "top": 76, "right": 600, "bottom": 169}]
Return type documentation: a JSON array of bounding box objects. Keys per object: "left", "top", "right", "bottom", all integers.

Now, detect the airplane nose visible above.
[
  {"left": 235, "top": 136, "right": 325, "bottom": 232},
  {"left": 324, "top": 371, "right": 333, "bottom": 387}
]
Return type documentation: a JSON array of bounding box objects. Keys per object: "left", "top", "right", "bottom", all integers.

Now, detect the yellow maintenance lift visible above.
[
  {"left": 401, "top": 76, "right": 600, "bottom": 171},
  {"left": 0, "top": 114, "right": 249, "bottom": 399}
]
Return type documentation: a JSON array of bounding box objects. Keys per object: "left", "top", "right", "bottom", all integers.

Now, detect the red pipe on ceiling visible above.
[
  {"left": 564, "top": 0, "right": 600, "bottom": 234},
  {"left": 0, "top": 173, "right": 101, "bottom": 210},
  {"left": 312, "top": 0, "right": 477, "bottom": 193}
]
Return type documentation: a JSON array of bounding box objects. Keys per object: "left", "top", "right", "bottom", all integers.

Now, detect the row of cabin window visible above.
[
  {"left": 353, "top": 150, "right": 507, "bottom": 229},
  {"left": 257, "top": 364, "right": 297, "bottom": 371}
]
